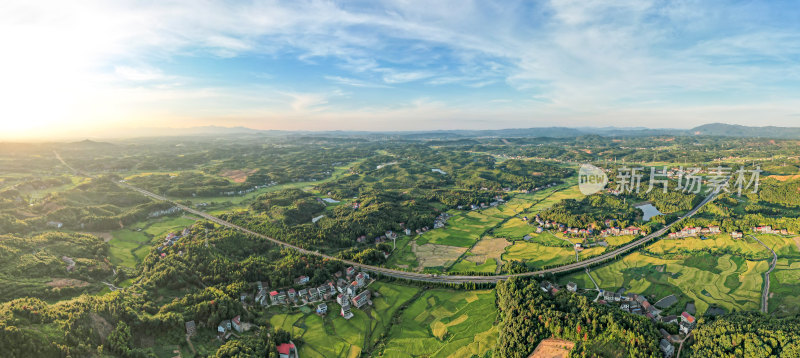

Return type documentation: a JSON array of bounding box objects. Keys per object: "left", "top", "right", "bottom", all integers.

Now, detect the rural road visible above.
[
  {"left": 117, "top": 179, "right": 719, "bottom": 284},
  {"left": 749, "top": 235, "right": 777, "bottom": 313},
  {"left": 55, "top": 151, "right": 719, "bottom": 284}
]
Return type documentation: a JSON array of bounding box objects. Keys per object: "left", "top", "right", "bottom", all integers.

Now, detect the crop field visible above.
[
  {"left": 577, "top": 247, "right": 605, "bottom": 260},
  {"left": 141, "top": 216, "right": 197, "bottom": 241},
  {"left": 267, "top": 282, "right": 420, "bottom": 358},
  {"left": 384, "top": 236, "right": 418, "bottom": 270},
  {"left": 109, "top": 216, "right": 196, "bottom": 268},
  {"left": 449, "top": 237, "right": 510, "bottom": 273},
  {"left": 419, "top": 210, "right": 502, "bottom": 248},
  {"left": 502, "top": 241, "right": 576, "bottom": 269},
  {"left": 379, "top": 289, "right": 498, "bottom": 358},
  {"left": 449, "top": 257, "right": 497, "bottom": 273},
  {"left": 413, "top": 242, "right": 467, "bottom": 270},
  {"left": 561, "top": 252, "right": 767, "bottom": 315},
  {"left": 108, "top": 229, "right": 150, "bottom": 268},
  {"left": 769, "top": 258, "right": 800, "bottom": 317},
  {"left": 761, "top": 235, "right": 800, "bottom": 317},
  {"left": 390, "top": 182, "right": 583, "bottom": 271},
  {"left": 604, "top": 235, "right": 638, "bottom": 247},
  {"left": 647, "top": 234, "right": 772, "bottom": 260}
]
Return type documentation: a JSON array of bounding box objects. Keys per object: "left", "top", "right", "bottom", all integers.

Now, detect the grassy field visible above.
[
  {"left": 108, "top": 229, "right": 150, "bottom": 268},
  {"left": 561, "top": 252, "right": 767, "bottom": 315},
  {"left": 109, "top": 216, "right": 197, "bottom": 268},
  {"left": 379, "top": 289, "right": 498, "bottom": 358},
  {"left": 266, "top": 282, "right": 420, "bottom": 358}
]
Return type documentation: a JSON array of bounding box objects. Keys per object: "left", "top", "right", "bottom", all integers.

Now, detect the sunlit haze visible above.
[{"left": 3, "top": 0, "right": 800, "bottom": 139}]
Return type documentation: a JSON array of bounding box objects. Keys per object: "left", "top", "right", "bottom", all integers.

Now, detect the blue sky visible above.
[{"left": 3, "top": 0, "right": 800, "bottom": 137}]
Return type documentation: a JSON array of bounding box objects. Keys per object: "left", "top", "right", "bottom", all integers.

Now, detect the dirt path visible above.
[
  {"left": 750, "top": 235, "right": 777, "bottom": 313},
  {"left": 676, "top": 332, "right": 693, "bottom": 358}
]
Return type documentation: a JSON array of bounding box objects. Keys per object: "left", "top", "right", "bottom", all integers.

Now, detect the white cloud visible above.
[{"left": 114, "top": 66, "right": 168, "bottom": 82}]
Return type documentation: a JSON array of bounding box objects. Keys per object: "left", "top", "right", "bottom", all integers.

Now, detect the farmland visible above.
[
  {"left": 645, "top": 234, "right": 772, "bottom": 260},
  {"left": 378, "top": 289, "right": 498, "bottom": 357},
  {"left": 394, "top": 182, "right": 585, "bottom": 272},
  {"left": 561, "top": 252, "right": 767, "bottom": 315},
  {"left": 502, "top": 241, "right": 577, "bottom": 269},
  {"left": 108, "top": 216, "right": 197, "bottom": 268}
]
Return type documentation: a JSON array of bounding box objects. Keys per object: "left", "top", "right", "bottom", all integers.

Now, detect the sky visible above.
[{"left": 2, "top": 0, "right": 800, "bottom": 139}]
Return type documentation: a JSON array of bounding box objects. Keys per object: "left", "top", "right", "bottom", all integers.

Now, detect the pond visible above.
[{"left": 635, "top": 203, "right": 663, "bottom": 221}]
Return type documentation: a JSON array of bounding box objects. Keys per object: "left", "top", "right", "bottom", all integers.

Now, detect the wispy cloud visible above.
[{"left": 324, "top": 76, "right": 390, "bottom": 88}]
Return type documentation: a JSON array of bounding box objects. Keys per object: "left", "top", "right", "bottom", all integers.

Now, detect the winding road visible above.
[
  {"left": 749, "top": 234, "right": 777, "bottom": 313},
  {"left": 118, "top": 179, "right": 719, "bottom": 284}
]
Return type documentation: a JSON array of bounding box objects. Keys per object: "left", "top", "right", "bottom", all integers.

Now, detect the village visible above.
[
  {"left": 181, "top": 264, "right": 376, "bottom": 353},
  {"left": 540, "top": 280, "right": 696, "bottom": 358}
]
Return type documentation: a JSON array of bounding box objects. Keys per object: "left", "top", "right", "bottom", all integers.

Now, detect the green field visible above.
[
  {"left": 647, "top": 234, "right": 772, "bottom": 260},
  {"left": 384, "top": 235, "right": 419, "bottom": 270},
  {"left": 449, "top": 257, "right": 497, "bottom": 273},
  {"left": 760, "top": 234, "right": 800, "bottom": 317},
  {"left": 108, "top": 229, "right": 151, "bottom": 268},
  {"left": 419, "top": 210, "right": 504, "bottom": 248},
  {"left": 266, "top": 282, "right": 420, "bottom": 357},
  {"left": 109, "top": 216, "right": 197, "bottom": 268},
  {"left": 502, "top": 241, "right": 576, "bottom": 269},
  {"left": 379, "top": 289, "right": 498, "bottom": 358},
  {"left": 561, "top": 252, "right": 767, "bottom": 315},
  {"left": 769, "top": 258, "right": 800, "bottom": 317}
]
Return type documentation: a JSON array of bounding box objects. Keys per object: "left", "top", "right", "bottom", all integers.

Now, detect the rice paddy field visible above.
[
  {"left": 759, "top": 234, "right": 800, "bottom": 317},
  {"left": 379, "top": 289, "right": 498, "bottom": 358},
  {"left": 502, "top": 241, "right": 577, "bottom": 269},
  {"left": 560, "top": 252, "right": 767, "bottom": 315},
  {"left": 646, "top": 234, "right": 772, "bottom": 260},
  {"left": 449, "top": 256, "right": 498, "bottom": 273}
]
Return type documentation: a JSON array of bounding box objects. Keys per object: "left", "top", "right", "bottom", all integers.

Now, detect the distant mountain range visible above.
[
  {"left": 689, "top": 123, "right": 800, "bottom": 138},
  {"left": 69, "top": 123, "right": 800, "bottom": 140}
]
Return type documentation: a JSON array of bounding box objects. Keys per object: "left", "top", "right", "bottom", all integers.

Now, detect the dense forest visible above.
[
  {"left": 495, "top": 277, "right": 663, "bottom": 358},
  {"left": 689, "top": 312, "right": 800, "bottom": 357}
]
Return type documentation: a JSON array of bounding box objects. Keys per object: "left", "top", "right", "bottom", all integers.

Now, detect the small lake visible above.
[{"left": 636, "top": 203, "right": 663, "bottom": 221}]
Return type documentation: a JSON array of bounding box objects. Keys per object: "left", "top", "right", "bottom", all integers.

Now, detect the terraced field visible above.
[
  {"left": 561, "top": 252, "right": 767, "bottom": 315},
  {"left": 379, "top": 289, "right": 498, "bottom": 357}
]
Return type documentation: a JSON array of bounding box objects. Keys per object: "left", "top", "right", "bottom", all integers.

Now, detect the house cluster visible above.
[
  {"left": 217, "top": 315, "right": 246, "bottom": 339},
  {"left": 753, "top": 226, "right": 791, "bottom": 235},
  {"left": 433, "top": 212, "right": 452, "bottom": 229},
  {"left": 531, "top": 214, "right": 641, "bottom": 238},
  {"left": 46, "top": 221, "right": 64, "bottom": 229},
  {"left": 356, "top": 230, "right": 398, "bottom": 244},
  {"left": 253, "top": 267, "right": 374, "bottom": 322},
  {"left": 540, "top": 281, "right": 695, "bottom": 356},
  {"left": 518, "top": 182, "right": 558, "bottom": 194},
  {"left": 598, "top": 226, "right": 641, "bottom": 237},
  {"left": 158, "top": 227, "right": 191, "bottom": 250},
  {"left": 148, "top": 206, "right": 181, "bottom": 218},
  {"left": 667, "top": 225, "right": 722, "bottom": 239}
]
